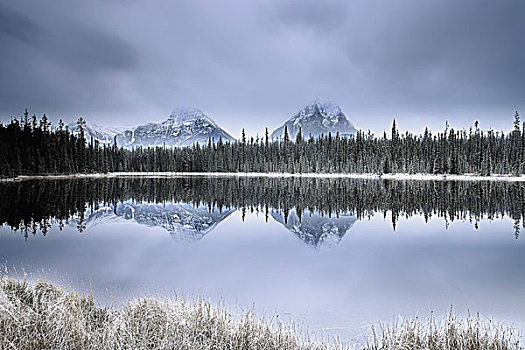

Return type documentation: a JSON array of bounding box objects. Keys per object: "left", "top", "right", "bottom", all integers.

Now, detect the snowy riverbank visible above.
[{"left": 3, "top": 172, "right": 525, "bottom": 182}]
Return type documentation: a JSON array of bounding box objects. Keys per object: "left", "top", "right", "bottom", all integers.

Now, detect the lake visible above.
[{"left": 1, "top": 176, "right": 524, "bottom": 343}]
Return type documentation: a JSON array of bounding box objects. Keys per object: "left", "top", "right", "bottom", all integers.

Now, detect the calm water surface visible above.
[{"left": 0, "top": 176, "right": 524, "bottom": 341}]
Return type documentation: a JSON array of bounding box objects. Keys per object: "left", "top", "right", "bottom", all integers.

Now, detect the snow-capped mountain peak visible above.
[
  {"left": 73, "top": 107, "right": 235, "bottom": 148},
  {"left": 167, "top": 107, "right": 218, "bottom": 127},
  {"left": 272, "top": 99, "right": 357, "bottom": 140}
]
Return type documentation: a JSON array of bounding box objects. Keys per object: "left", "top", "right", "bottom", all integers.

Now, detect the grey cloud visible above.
[
  {"left": 0, "top": 3, "right": 42, "bottom": 44},
  {"left": 342, "top": 1, "right": 525, "bottom": 107},
  {"left": 0, "top": 3, "right": 137, "bottom": 72},
  {"left": 0, "top": 0, "right": 523, "bottom": 134},
  {"left": 48, "top": 25, "right": 138, "bottom": 73},
  {"left": 273, "top": 0, "right": 349, "bottom": 32},
  {"left": 0, "top": 1, "right": 139, "bottom": 119}
]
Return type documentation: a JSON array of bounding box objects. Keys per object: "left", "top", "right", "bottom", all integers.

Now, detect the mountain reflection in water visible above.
[
  {"left": 76, "top": 203, "right": 357, "bottom": 248},
  {"left": 271, "top": 209, "right": 357, "bottom": 249},
  {"left": 74, "top": 202, "right": 236, "bottom": 243},
  {"left": 0, "top": 176, "right": 523, "bottom": 242}
]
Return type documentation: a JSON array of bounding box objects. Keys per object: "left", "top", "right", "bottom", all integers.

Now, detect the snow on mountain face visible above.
[
  {"left": 271, "top": 100, "right": 357, "bottom": 140},
  {"left": 271, "top": 208, "right": 357, "bottom": 250},
  {"left": 115, "top": 107, "right": 235, "bottom": 148},
  {"left": 67, "top": 121, "right": 122, "bottom": 145},
  {"left": 73, "top": 201, "right": 235, "bottom": 242},
  {"left": 167, "top": 107, "right": 218, "bottom": 127},
  {"left": 73, "top": 107, "right": 235, "bottom": 149}
]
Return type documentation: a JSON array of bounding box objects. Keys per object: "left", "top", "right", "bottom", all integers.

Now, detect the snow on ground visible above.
[{"left": 4, "top": 172, "right": 525, "bottom": 182}]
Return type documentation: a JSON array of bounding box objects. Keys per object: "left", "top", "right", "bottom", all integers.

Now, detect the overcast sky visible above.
[{"left": 1, "top": 0, "right": 524, "bottom": 137}]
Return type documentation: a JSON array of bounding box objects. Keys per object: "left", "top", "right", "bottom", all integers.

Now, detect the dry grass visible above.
[
  {"left": 0, "top": 276, "right": 334, "bottom": 350},
  {"left": 0, "top": 276, "right": 522, "bottom": 350},
  {"left": 364, "top": 308, "right": 522, "bottom": 350}
]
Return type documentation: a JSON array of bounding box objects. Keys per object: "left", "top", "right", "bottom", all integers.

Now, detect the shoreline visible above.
[{"left": 3, "top": 171, "right": 525, "bottom": 182}]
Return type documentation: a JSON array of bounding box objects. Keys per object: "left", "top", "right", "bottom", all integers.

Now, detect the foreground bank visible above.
[{"left": 0, "top": 277, "right": 521, "bottom": 350}]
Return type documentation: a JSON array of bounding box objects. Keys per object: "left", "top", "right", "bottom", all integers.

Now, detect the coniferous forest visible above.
[{"left": 0, "top": 110, "right": 524, "bottom": 177}]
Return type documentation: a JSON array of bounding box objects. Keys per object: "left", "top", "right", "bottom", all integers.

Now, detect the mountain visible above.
[
  {"left": 115, "top": 107, "right": 235, "bottom": 148},
  {"left": 271, "top": 100, "right": 357, "bottom": 140},
  {"left": 72, "top": 107, "right": 235, "bottom": 148},
  {"left": 72, "top": 201, "right": 235, "bottom": 242},
  {"left": 271, "top": 208, "right": 357, "bottom": 250},
  {"left": 67, "top": 121, "right": 124, "bottom": 145}
]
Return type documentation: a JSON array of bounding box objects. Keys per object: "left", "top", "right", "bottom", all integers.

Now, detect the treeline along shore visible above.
[{"left": 0, "top": 110, "right": 524, "bottom": 178}]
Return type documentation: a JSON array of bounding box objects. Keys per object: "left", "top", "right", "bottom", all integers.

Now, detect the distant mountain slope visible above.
[
  {"left": 115, "top": 107, "right": 235, "bottom": 148},
  {"left": 67, "top": 121, "right": 124, "bottom": 145},
  {"left": 271, "top": 100, "right": 357, "bottom": 140},
  {"left": 71, "top": 107, "right": 235, "bottom": 148}
]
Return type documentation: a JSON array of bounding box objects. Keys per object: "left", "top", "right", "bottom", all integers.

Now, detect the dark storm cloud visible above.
[{"left": 0, "top": 0, "right": 523, "bottom": 134}]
